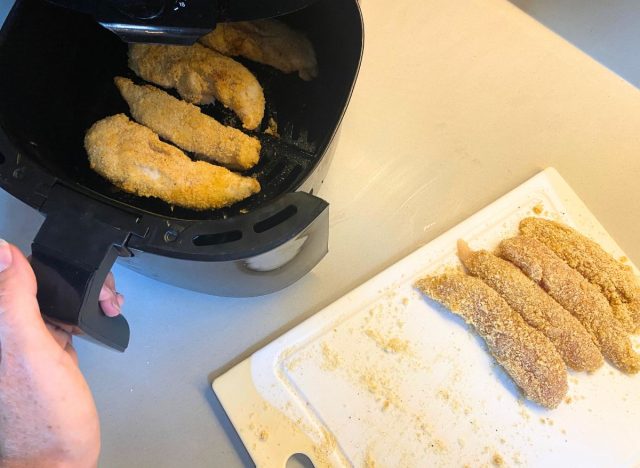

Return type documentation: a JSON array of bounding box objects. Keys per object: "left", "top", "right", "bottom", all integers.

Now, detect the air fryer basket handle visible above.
[
  {"left": 30, "top": 185, "right": 145, "bottom": 352},
  {"left": 31, "top": 241, "right": 130, "bottom": 351}
]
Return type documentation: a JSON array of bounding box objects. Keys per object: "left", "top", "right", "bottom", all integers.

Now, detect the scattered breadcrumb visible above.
[
  {"left": 492, "top": 452, "right": 505, "bottom": 466},
  {"left": 431, "top": 439, "right": 448, "bottom": 454},
  {"left": 532, "top": 203, "right": 544, "bottom": 215},
  {"left": 264, "top": 117, "right": 279, "bottom": 137},
  {"left": 360, "top": 371, "right": 402, "bottom": 410},
  {"left": 364, "top": 450, "right": 377, "bottom": 468},
  {"left": 312, "top": 428, "right": 339, "bottom": 467},
  {"left": 321, "top": 342, "right": 341, "bottom": 371},
  {"left": 287, "top": 357, "right": 302, "bottom": 371},
  {"left": 364, "top": 329, "right": 409, "bottom": 354}
]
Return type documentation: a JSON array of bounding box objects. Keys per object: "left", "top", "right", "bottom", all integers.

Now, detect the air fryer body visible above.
[{"left": 0, "top": 0, "right": 363, "bottom": 347}]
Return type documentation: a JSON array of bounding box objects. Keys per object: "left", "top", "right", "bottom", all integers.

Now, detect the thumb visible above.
[{"left": 0, "top": 240, "right": 52, "bottom": 351}]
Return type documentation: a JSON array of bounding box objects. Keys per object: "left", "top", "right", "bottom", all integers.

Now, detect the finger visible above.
[
  {"left": 116, "top": 293, "right": 125, "bottom": 307},
  {"left": 99, "top": 283, "right": 116, "bottom": 302},
  {"left": 0, "top": 240, "right": 54, "bottom": 351},
  {"left": 99, "top": 297, "right": 121, "bottom": 318},
  {"left": 99, "top": 273, "right": 121, "bottom": 317},
  {"left": 104, "top": 271, "right": 116, "bottom": 293}
]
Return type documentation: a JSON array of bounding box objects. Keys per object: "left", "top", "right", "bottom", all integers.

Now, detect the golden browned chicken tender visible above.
[
  {"left": 416, "top": 272, "right": 568, "bottom": 409},
  {"left": 499, "top": 236, "right": 640, "bottom": 374},
  {"left": 457, "top": 240, "right": 603, "bottom": 372},
  {"left": 114, "top": 77, "right": 260, "bottom": 170},
  {"left": 128, "top": 43, "right": 265, "bottom": 130},
  {"left": 84, "top": 114, "right": 260, "bottom": 210},
  {"left": 520, "top": 217, "right": 640, "bottom": 332},
  {"left": 200, "top": 19, "right": 318, "bottom": 81}
]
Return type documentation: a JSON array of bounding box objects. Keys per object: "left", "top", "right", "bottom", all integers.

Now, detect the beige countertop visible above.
[{"left": 0, "top": 0, "right": 638, "bottom": 466}]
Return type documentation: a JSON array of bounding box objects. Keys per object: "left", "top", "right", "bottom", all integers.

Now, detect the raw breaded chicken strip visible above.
[
  {"left": 84, "top": 114, "right": 260, "bottom": 210},
  {"left": 114, "top": 77, "right": 260, "bottom": 170},
  {"left": 457, "top": 241, "right": 603, "bottom": 372},
  {"left": 416, "top": 272, "right": 567, "bottom": 409},
  {"left": 520, "top": 217, "right": 640, "bottom": 332},
  {"left": 128, "top": 43, "right": 265, "bottom": 129},
  {"left": 499, "top": 236, "right": 640, "bottom": 374},
  {"left": 200, "top": 19, "right": 318, "bottom": 81}
]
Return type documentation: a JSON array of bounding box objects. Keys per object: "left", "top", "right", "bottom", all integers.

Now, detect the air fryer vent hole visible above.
[
  {"left": 254, "top": 205, "right": 297, "bottom": 234},
  {"left": 192, "top": 230, "right": 242, "bottom": 246}
]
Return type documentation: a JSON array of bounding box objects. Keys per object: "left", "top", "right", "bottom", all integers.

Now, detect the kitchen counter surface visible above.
[{"left": 1, "top": 1, "right": 639, "bottom": 467}]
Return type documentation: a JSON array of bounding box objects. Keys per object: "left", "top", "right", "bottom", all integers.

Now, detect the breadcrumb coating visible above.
[
  {"left": 499, "top": 236, "right": 640, "bottom": 374},
  {"left": 416, "top": 272, "right": 568, "bottom": 409},
  {"left": 128, "top": 43, "right": 265, "bottom": 129},
  {"left": 114, "top": 77, "right": 260, "bottom": 170},
  {"left": 457, "top": 241, "right": 603, "bottom": 372},
  {"left": 84, "top": 114, "right": 260, "bottom": 210},
  {"left": 520, "top": 217, "right": 640, "bottom": 332},
  {"left": 200, "top": 19, "right": 318, "bottom": 81}
]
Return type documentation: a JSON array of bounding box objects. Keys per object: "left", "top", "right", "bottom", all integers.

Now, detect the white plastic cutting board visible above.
[{"left": 214, "top": 168, "right": 640, "bottom": 468}]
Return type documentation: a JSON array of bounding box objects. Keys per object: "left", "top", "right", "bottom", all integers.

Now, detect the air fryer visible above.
[{"left": 0, "top": 0, "right": 363, "bottom": 350}]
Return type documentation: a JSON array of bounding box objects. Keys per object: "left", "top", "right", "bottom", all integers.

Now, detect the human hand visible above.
[
  {"left": 0, "top": 240, "right": 101, "bottom": 467},
  {"left": 99, "top": 271, "right": 124, "bottom": 318}
]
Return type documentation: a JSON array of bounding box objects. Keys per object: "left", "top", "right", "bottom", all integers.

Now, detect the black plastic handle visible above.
[
  {"left": 31, "top": 185, "right": 146, "bottom": 351},
  {"left": 32, "top": 242, "right": 130, "bottom": 351},
  {"left": 46, "top": 0, "right": 321, "bottom": 45}
]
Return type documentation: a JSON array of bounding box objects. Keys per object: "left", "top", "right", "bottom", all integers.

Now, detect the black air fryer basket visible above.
[{"left": 0, "top": 0, "right": 363, "bottom": 350}]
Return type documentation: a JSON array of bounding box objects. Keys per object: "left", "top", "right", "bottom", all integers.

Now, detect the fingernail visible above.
[{"left": 0, "top": 239, "right": 12, "bottom": 273}]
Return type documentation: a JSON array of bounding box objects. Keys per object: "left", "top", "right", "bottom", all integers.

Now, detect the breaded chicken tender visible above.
[
  {"left": 520, "top": 217, "right": 640, "bottom": 332},
  {"left": 84, "top": 114, "right": 260, "bottom": 210},
  {"left": 128, "top": 43, "right": 265, "bottom": 129},
  {"left": 200, "top": 19, "right": 318, "bottom": 81},
  {"left": 499, "top": 236, "right": 640, "bottom": 374},
  {"left": 416, "top": 272, "right": 568, "bottom": 409},
  {"left": 457, "top": 241, "right": 603, "bottom": 372},
  {"left": 114, "top": 77, "right": 260, "bottom": 170}
]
